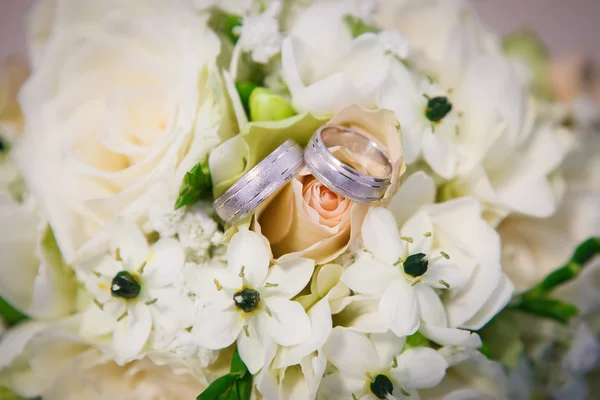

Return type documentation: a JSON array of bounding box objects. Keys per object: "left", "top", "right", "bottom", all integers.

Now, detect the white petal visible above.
[
  {"left": 323, "top": 327, "right": 380, "bottom": 378},
  {"left": 184, "top": 265, "right": 242, "bottom": 297},
  {"left": 227, "top": 230, "right": 270, "bottom": 287},
  {"left": 388, "top": 172, "right": 436, "bottom": 227},
  {"left": 300, "top": 351, "right": 328, "bottom": 400},
  {"left": 113, "top": 302, "right": 152, "bottom": 365},
  {"left": 192, "top": 302, "right": 243, "bottom": 350},
  {"left": 445, "top": 260, "right": 503, "bottom": 329},
  {"left": 80, "top": 303, "right": 116, "bottom": 338},
  {"left": 0, "top": 321, "right": 47, "bottom": 369},
  {"left": 143, "top": 238, "right": 185, "bottom": 288},
  {"left": 371, "top": 331, "right": 407, "bottom": 367},
  {"left": 238, "top": 316, "right": 270, "bottom": 374},
  {"left": 392, "top": 347, "right": 448, "bottom": 390},
  {"left": 421, "top": 250, "right": 476, "bottom": 290},
  {"left": 459, "top": 273, "right": 515, "bottom": 330},
  {"left": 333, "top": 295, "right": 390, "bottom": 333},
  {"left": 318, "top": 372, "right": 365, "bottom": 400},
  {"left": 361, "top": 207, "right": 402, "bottom": 264},
  {"left": 420, "top": 323, "right": 482, "bottom": 347},
  {"left": 422, "top": 130, "right": 456, "bottom": 180},
  {"left": 342, "top": 252, "right": 399, "bottom": 296},
  {"left": 426, "top": 198, "right": 501, "bottom": 264},
  {"left": 263, "top": 257, "right": 315, "bottom": 299},
  {"left": 272, "top": 298, "right": 332, "bottom": 369},
  {"left": 109, "top": 218, "right": 148, "bottom": 268},
  {"left": 263, "top": 297, "right": 311, "bottom": 347},
  {"left": 400, "top": 211, "right": 433, "bottom": 255},
  {"left": 415, "top": 284, "right": 447, "bottom": 327},
  {"left": 380, "top": 279, "right": 420, "bottom": 337},
  {"left": 147, "top": 287, "right": 195, "bottom": 331}
]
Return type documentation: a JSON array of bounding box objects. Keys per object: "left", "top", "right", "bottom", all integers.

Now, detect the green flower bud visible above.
[
  {"left": 370, "top": 375, "right": 394, "bottom": 399},
  {"left": 233, "top": 288, "right": 261, "bottom": 313},
  {"left": 403, "top": 253, "right": 428, "bottom": 277},
  {"left": 249, "top": 88, "right": 296, "bottom": 122},
  {"left": 111, "top": 271, "right": 141, "bottom": 299},
  {"left": 425, "top": 96, "right": 452, "bottom": 123}
]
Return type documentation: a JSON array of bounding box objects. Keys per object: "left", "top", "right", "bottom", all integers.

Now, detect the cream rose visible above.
[
  {"left": 15, "top": 0, "right": 229, "bottom": 262},
  {"left": 253, "top": 106, "right": 404, "bottom": 264}
]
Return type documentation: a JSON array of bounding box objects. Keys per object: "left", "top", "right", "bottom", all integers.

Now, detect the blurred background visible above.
[{"left": 1, "top": 0, "right": 600, "bottom": 61}]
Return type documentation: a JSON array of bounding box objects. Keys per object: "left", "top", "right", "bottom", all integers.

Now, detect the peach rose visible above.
[{"left": 253, "top": 106, "right": 404, "bottom": 264}]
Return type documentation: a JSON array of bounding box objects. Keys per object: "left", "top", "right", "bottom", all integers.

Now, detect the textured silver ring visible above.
[
  {"left": 304, "top": 125, "right": 392, "bottom": 203},
  {"left": 214, "top": 139, "right": 304, "bottom": 225}
]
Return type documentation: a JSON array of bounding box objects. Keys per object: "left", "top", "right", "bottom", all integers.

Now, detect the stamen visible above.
[
  {"left": 392, "top": 356, "right": 398, "bottom": 368},
  {"left": 243, "top": 325, "right": 250, "bottom": 337},
  {"left": 423, "top": 232, "right": 432, "bottom": 237},
  {"left": 213, "top": 278, "right": 223, "bottom": 291},
  {"left": 393, "top": 257, "right": 404, "bottom": 267},
  {"left": 115, "top": 248, "right": 122, "bottom": 261},
  {"left": 93, "top": 299, "right": 104, "bottom": 310},
  {"left": 352, "top": 394, "right": 359, "bottom": 400},
  {"left": 439, "top": 280, "right": 451, "bottom": 289},
  {"left": 400, "top": 236, "right": 414, "bottom": 243},
  {"left": 93, "top": 271, "right": 101, "bottom": 278},
  {"left": 264, "top": 282, "right": 278, "bottom": 288},
  {"left": 138, "top": 261, "right": 147, "bottom": 274},
  {"left": 411, "top": 277, "right": 421, "bottom": 286},
  {"left": 399, "top": 386, "right": 411, "bottom": 396},
  {"left": 440, "top": 251, "right": 450, "bottom": 259},
  {"left": 239, "top": 265, "right": 245, "bottom": 278},
  {"left": 366, "top": 372, "right": 375, "bottom": 382},
  {"left": 145, "top": 298, "right": 158, "bottom": 306},
  {"left": 117, "top": 311, "right": 128, "bottom": 322},
  {"left": 264, "top": 305, "right": 272, "bottom": 317}
]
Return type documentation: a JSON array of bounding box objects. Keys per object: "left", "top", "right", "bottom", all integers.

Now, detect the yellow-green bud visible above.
[{"left": 249, "top": 88, "right": 296, "bottom": 122}]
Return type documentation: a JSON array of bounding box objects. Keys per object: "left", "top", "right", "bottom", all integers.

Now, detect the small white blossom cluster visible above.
[{"left": 0, "top": 0, "right": 599, "bottom": 399}]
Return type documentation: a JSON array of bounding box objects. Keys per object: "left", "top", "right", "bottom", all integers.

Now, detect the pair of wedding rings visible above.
[{"left": 214, "top": 125, "right": 393, "bottom": 225}]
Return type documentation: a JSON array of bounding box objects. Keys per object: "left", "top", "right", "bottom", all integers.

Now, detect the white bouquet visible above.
[{"left": 0, "top": 0, "right": 599, "bottom": 399}]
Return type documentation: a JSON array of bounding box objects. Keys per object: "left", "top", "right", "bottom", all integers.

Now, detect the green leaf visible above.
[
  {"left": 0, "top": 297, "right": 28, "bottom": 326},
  {"left": 0, "top": 387, "right": 20, "bottom": 400},
  {"left": 174, "top": 160, "right": 212, "bottom": 210},
  {"left": 208, "top": 10, "right": 242, "bottom": 44},
  {"left": 403, "top": 331, "right": 430, "bottom": 350},
  {"left": 570, "top": 237, "right": 600, "bottom": 266},
  {"left": 343, "top": 14, "right": 378, "bottom": 38},
  {"left": 514, "top": 298, "right": 579, "bottom": 325},
  {"left": 197, "top": 374, "right": 235, "bottom": 400},
  {"left": 229, "top": 347, "right": 248, "bottom": 379},
  {"left": 236, "top": 376, "right": 253, "bottom": 400}
]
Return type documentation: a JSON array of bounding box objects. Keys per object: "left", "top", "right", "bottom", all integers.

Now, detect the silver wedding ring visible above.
[
  {"left": 304, "top": 126, "right": 392, "bottom": 202},
  {"left": 214, "top": 140, "right": 304, "bottom": 225}
]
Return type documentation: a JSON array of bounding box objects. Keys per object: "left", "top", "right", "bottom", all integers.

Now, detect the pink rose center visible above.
[{"left": 302, "top": 176, "right": 351, "bottom": 228}]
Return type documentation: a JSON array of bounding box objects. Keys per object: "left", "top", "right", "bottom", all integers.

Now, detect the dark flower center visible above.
[
  {"left": 233, "top": 288, "right": 260, "bottom": 313},
  {"left": 425, "top": 96, "right": 452, "bottom": 123},
  {"left": 370, "top": 374, "right": 394, "bottom": 399},
  {"left": 403, "top": 253, "right": 429, "bottom": 277},
  {"left": 111, "top": 271, "right": 141, "bottom": 299}
]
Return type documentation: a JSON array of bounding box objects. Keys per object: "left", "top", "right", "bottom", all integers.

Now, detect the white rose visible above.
[
  {"left": 15, "top": 0, "right": 228, "bottom": 263},
  {"left": 0, "top": 321, "right": 209, "bottom": 400}
]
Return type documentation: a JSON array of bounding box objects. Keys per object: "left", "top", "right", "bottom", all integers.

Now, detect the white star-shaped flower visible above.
[
  {"left": 79, "top": 219, "right": 194, "bottom": 365},
  {"left": 190, "top": 230, "right": 314, "bottom": 374},
  {"left": 379, "top": 74, "right": 461, "bottom": 179},
  {"left": 342, "top": 206, "right": 475, "bottom": 337},
  {"left": 320, "top": 328, "right": 448, "bottom": 399}
]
